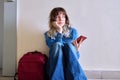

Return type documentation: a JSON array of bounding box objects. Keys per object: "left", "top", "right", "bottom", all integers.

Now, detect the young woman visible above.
[{"left": 44, "top": 7, "right": 88, "bottom": 80}]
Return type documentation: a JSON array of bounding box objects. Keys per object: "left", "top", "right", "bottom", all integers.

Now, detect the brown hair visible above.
[
  {"left": 49, "top": 7, "right": 70, "bottom": 28},
  {"left": 47, "top": 7, "right": 71, "bottom": 38}
]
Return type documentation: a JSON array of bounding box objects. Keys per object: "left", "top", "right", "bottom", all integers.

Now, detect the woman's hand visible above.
[
  {"left": 52, "top": 22, "right": 63, "bottom": 33},
  {"left": 72, "top": 38, "right": 84, "bottom": 51}
]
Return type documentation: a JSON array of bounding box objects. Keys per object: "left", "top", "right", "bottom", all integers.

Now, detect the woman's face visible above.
[{"left": 55, "top": 12, "right": 66, "bottom": 27}]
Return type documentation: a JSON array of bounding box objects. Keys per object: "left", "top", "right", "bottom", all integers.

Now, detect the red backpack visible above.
[{"left": 17, "top": 51, "right": 48, "bottom": 80}]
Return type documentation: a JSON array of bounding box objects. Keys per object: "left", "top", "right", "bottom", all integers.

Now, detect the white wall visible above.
[
  {"left": 0, "top": 0, "right": 4, "bottom": 69},
  {"left": 17, "top": 0, "right": 120, "bottom": 70}
]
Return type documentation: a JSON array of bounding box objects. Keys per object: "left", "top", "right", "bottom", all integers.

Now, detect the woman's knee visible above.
[
  {"left": 50, "top": 42, "right": 63, "bottom": 56},
  {"left": 53, "top": 42, "right": 62, "bottom": 48}
]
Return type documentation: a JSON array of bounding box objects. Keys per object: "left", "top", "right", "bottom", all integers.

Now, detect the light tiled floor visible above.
[
  {"left": 0, "top": 77, "right": 13, "bottom": 80},
  {"left": 0, "top": 76, "right": 120, "bottom": 80},
  {"left": 0, "top": 77, "right": 120, "bottom": 80},
  {"left": 0, "top": 69, "right": 120, "bottom": 80}
]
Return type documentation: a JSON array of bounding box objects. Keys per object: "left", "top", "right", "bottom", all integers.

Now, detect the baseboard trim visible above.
[{"left": 85, "top": 70, "right": 120, "bottom": 79}]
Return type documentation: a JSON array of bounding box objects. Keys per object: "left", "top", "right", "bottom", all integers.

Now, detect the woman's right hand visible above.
[{"left": 52, "top": 22, "right": 63, "bottom": 33}]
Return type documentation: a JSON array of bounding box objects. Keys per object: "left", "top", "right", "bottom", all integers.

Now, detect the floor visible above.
[
  {"left": 0, "top": 77, "right": 120, "bottom": 80},
  {"left": 0, "top": 77, "right": 13, "bottom": 80},
  {"left": 0, "top": 69, "right": 120, "bottom": 80},
  {"left": 0, "top": 76, "right": 120, "bottom": 80}
]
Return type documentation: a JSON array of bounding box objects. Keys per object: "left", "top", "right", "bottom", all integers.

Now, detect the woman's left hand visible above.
[{"left": 72, "top": 39, "right": 84, "bottom": 51}]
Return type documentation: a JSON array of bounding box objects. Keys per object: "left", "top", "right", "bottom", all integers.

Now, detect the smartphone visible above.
[{"left": 77, "top": 35, "right": 87, "bottom": 43}]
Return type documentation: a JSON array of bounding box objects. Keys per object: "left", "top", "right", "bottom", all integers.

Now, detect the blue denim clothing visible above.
[
  {"left": 63, "top": 43, "right": 87, "bottom": 80},
  {"left": 44, "top": 27, "right": 88, "bottom": 80},
  {"left": 44, "top": 28, "right": 78, "bottom": 49}
]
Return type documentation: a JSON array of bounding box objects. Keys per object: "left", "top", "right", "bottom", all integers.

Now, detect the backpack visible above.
[{"left": 15, "top": 51, "right": 48, "bottom": 80}]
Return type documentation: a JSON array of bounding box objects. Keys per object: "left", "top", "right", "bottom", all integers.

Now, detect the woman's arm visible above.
[
  {"left": 44, "top": 32, "right": 63, "bottom": 49},
  {"left": 71, "top": 28, "right": 81, "bottom": 51}
]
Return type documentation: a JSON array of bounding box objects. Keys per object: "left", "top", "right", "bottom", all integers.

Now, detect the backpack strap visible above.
[{"left": 14, "top": 72, "right": 18, "bottom": 80}]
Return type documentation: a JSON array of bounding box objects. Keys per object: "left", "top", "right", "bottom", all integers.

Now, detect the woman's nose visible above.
[{"left": 59, "top": 17, "right": 62, "bottom": 21}]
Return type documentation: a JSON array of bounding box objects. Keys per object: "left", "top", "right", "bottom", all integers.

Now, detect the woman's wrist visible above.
[{"left": 57, "top": 28, "right": 62, "bottom": 33}]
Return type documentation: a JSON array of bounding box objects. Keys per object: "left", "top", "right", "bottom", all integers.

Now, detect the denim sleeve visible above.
[
  {"left": 71, "top": 28, "right": 80, "bottom": 59},
  {"left": 77, "top": 51, "right": 80, "bottom": 59},
  {"left": 56, "top": 32, "right": 63, "bottom": 43},
  {"left": 44, "top": 32, "right": 63, "bottom": 49},
  {"left": 71, "top": 28, "right": 79, "bottom": 40}
]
